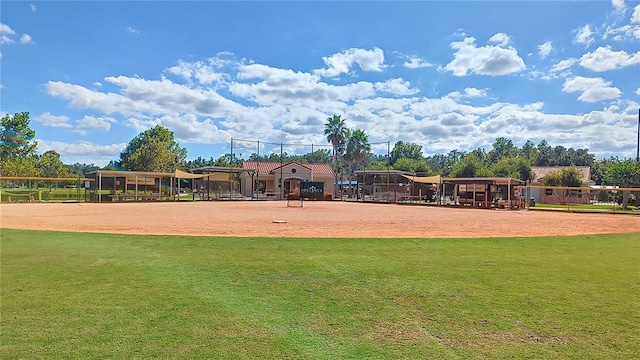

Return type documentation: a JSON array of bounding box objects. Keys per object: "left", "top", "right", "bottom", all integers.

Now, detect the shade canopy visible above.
[
  {"left": 400, "top": 174, "right": 442, "bottom": 184},
  {"left": 174, "top": 169, "right": 205, "bottom": 179},
  {"left": 174, "top": 169, "right": 230, "bottom": 181}
]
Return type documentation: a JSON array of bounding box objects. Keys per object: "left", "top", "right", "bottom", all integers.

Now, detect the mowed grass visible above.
[{"left": 1, "top": 230, "right": 638, "bottom": 359}]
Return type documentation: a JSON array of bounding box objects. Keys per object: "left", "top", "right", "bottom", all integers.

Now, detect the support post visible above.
[
  {"left": 387, "top": 141, "right": 390, "bottom": 203},
  {"left": 230, "top": 138, "right": 233, "bottom": 199},
  {"left": 508, "top": 181, "right": 511, "bottom": 210},
  {"left": 256, "top": 140, "right": 260, "bottom": 200},
  {"left": 98, "top": 172, "right": 102, "bottom": 203}
]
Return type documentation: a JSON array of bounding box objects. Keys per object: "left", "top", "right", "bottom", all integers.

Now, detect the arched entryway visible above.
[{"left": 283, "top": 177, "right": 306, "bottom": 195}]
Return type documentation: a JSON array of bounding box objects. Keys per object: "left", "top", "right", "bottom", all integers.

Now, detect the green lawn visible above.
[
  {"left": 1, "top": 230, "right": 638, "bottom": 359},
  {"left": 533, "top": 202, "right": 639, "bottom": 214},
  {"left": 1, "top": 187, "right": 90, "bottom": 202}
]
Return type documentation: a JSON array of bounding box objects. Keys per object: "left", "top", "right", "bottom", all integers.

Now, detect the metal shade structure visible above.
[{"left": 442, "top": 177, "right": 524, "bottom": 208}]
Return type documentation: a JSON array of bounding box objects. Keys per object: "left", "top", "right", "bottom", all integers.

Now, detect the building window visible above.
[{"left": 256, "top": 180, "right": 266, "bottom": 192}]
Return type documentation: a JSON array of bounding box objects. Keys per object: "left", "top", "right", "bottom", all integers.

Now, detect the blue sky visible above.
[{"left": 1, "top": 1, "right": 639, "bottom": 166}]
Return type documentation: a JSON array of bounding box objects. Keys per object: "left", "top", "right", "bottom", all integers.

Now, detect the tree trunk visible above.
[{"left": 622, "top": 191, "right": 630, "bottom": 210}]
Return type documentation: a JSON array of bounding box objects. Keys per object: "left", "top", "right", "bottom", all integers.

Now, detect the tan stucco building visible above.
[{"left": 241, "top": 161, "right": 336, "bottom": 199}]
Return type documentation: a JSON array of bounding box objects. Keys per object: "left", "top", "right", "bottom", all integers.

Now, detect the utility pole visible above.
[{"left": 637, "top": 109, "right": 639, "bottom": 162}]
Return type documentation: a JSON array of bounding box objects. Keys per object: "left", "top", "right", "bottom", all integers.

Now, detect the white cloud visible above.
[
  {"left": 374, "top": 78, "right": 419, "bottom": 95},
  {"left": 442, "top": 36, "right": 526, "bottom": 76},
  {"left": 30, "top": 3, "right": 37, "bottom": 12},
  {"left": 230, "top": 62, "right": 378, "bottom": 106},
  {"left": 451, "top": 29, "right": 467, "bottom": 37},
  {"left": 447, "top": 87, "right": 488, "bottom": 99},
  {"left": 0, "top": 35, "right": 13, "bottom": 45},
  {"left": 632, "top": 5, "right": 640, "bottom": 23},
  {"left": 603, "top": 24, "right": 640, "bottom": 41},
  {"left": 20, "top": 34, "right": 32, "bottom": 44},
  {"left": 47, "top": 81, "right": 144, "bottom": 116},
  {"left": 43, "top": 48, "right": 640, "bottom": 160},
  {"left": 314, "top": 47, "right": 386, "bottom": 77},
  {"left": 0, "top": 23, "right": 33, "bottom": 45},
  {"left": 562, "top": 76, "right": 622, "bottom": 102},
  {"left": 551, "top": 58, "right": 578, "bottom": 73},
  {"left": 37, "top": 140, "right": 126, "bottom": 166},
  {"left": 0, "top": 23, "right": 16, "bottom": 35},
  {"left": 48, "top": 76, "right": 245, "bottom": 118},
  {"left": 75, "top": 115, "right": 116, "bottom": 134},
  {"left": 166, "top": 59, "right": 227, "bottom": 86},
  {"left": 488, "top": 32, "right": 511, "bottom": 46},
  {"left": 126, "top": 27, "right": 140, "bottom": 35},
  {"left": 612, "top": 0, "right": 626, "bottom": 12},
  {"left": 574, "top": 24, "right": 595, "bottom": 48},
  {"left": 93, "top": 82, "right": 102, "bottom": 88},
  {"left": 636, "top": 88, "right": 640, "bottom": 96},
  {"left": 403, "top": 56, "right": 432, "bottom": 69},
  {"left": 463, "top": 87, "right": 488, "bottom": 97},
  {"left": 34, "top": 112, "right": 72, "bottom": 128},
  {"left": 537, "top": 41, "right": 553, "bottom": 58},
  {"left": 580, "top": 46, "right": 640, "bottom": 72},
  {"left": 148, "top": 113, "right": 229, "bottom": 144}
]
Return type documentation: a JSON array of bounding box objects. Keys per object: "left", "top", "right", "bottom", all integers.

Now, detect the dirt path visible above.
[{"left": 1, "top": 201, "right": 639, "bottom": 238}]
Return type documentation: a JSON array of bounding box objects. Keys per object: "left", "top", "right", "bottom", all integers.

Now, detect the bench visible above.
[
  {"left": 111, "top": 193, "right": 161, "bottom": 201},
  {"left": 141, "top": 194, "right": 161, "bottom": 201}
]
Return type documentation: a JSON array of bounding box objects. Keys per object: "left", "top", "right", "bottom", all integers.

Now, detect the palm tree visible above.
[
  {"left": 324, "top": 115, "right": 348, "bottom": 160},
  {"left": 324, "top": 115, "right": 349, "bottom": 198},
  {"left": 345, "top": 129, "right": 371, "bottom": 169},
  {"left": 345, "top": 129, "right": 371, "bottom": 198}
]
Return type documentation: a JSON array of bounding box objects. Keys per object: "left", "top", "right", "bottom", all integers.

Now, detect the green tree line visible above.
[{"left": 1, "top": 112, "right": 639, "bottom": 194}]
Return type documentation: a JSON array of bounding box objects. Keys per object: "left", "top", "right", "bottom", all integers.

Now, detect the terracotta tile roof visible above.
[
  {"left": 243, "top": 161, "right": 335, "bottom": 177},
  {"left": 531, "top": 166, "right": 592, "bottom": 183},
  {"left": 271, "top": 161, "right": 312, "bottom": 172},
  {"left": 307, "top": 163, "right": 335, "bottom": 177}
]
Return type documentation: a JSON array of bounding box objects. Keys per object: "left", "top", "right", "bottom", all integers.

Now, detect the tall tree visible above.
[
  {"left": 607, "top": 159, "right": 640, "bottom": 209},
  {"left": 0, "top": 157, "right": 38, "bottom": 177},
  {"left": 365, "top": 160, "right": 388, "bottom": 170},
  {"left": 303, "top": 149, "right": 332, "bottom": 164},
  {"left": 389, "top": 141, "right": 423, "bottom": 165},
  {"left": 519, "top": 140, "right": 538, "bottom": 163},
  {"left": 591, "top": 157, "right": 614, "bottom": 185},
  {"left": 213, "top": 154, "right": 231, "bottom": 167},
  {"left": 103, "top": 160, "right": 122, "bottom": 170},
  {"left": 542, "top": 167, "right": 583, "bottom": 187},
  {"left": 393, "top": 158, "right": 433, "bottom": 174},
  {"left": 491, "top": 156, "right": 533, "bottom": 181},
  {"left": 572, "top": 148, "right": 595, "bottom": 167},
  {"left": 344, "top": 129, "right": 371, "bottom": 171},
  {"left": 488, "top": 137, "right": 516, "bottom": 164},
  {"left": 186, "top": 156, "right": 218, "bottom": 169},
  {"left": 39, "top": 150, "right": 69, "bottom": 178},
  {"left": 119, "top": 125, "right": 187, "bottom": 172},
  {"left": 424, "top": 153, "right": 447, "bottom": 175},
  {"left": 0, "top": 112, "right": 37, "bottom": 160},
  {"left": 324, "top": 115, "right": 348, "bottom": 197},
  {"left": 324, "top": 115, "right": 349, "bottom": 164},
  {"left": 66, "top": 163, "right": 100, "bottom": 177},
  {"left": 342, "top": 129, "right": 371, "bottom": 199},
  {"left": 449, "top": 152, "right": 491, "bottom": 178},
  {"left": 536, "top": 140, "right": 553, "bottom": 166}
]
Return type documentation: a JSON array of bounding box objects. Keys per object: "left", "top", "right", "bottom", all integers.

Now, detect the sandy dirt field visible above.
[{"left": 2, "top": 201, "right": 640, "bottom": 238}]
